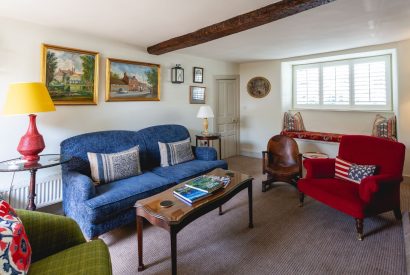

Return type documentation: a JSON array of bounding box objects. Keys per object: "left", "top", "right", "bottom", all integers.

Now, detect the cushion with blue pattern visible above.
[
  {"left": 88, "top": 146, "right": 141, "bottom": 185},
  {"left": 158, "top": 138, "right": 195, "bottom": 167}
]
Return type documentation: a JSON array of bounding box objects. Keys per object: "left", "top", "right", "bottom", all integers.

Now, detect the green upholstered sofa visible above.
[{"left": 16, "top": 210, "right": 112, "bottom": 275}]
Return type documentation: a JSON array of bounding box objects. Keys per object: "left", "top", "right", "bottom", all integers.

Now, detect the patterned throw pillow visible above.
[
  {"left": 88, "top": 146, "right": 141, "bottom": 185},
  {"left": 335, "top": 157, "right": 376, "bottom": 184},
  {"left": 0, "top": 200, "right": 31, "bottom": 275},
  {"left": 283, "top": 112, "right": 306, "bottom": 131},
  {"left": 158, "top": 138, "right": 195, "bottom": 167},
  {"left": 372, "top": 114, "right": 397, "bottom": 141}
]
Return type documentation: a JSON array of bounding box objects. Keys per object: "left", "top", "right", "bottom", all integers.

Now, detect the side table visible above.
[
  {"left": 0, "top": 154, "right": 71, "bottom": 210},
  {"left": 302, "top": 152, "right": 329, "bottom": 159},
  {"left": 195, "top": 133, "right": 222, "bottom": 160}
]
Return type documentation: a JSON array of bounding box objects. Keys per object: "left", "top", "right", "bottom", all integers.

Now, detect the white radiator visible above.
[{"left": 0, "top": 176, "right": 63, "bottom": 209}]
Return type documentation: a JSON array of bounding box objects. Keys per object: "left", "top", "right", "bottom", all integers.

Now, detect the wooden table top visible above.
[{"left": 135, "top": 168, "right": 252, "bottom": 225}]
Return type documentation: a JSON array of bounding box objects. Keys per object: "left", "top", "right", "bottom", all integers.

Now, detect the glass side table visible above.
[{"left": 0, "top": 154, "right": 71, "bottom": 211}]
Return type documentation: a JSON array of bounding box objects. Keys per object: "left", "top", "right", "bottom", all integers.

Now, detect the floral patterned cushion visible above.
[{"left": 0, "top": 200, "right": 31, "bottom": 274}]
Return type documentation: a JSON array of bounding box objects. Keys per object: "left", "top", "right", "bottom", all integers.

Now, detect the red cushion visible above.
[
  {"left": 0, "top": 200, "right": 31, "bottom": 273},
  {"left": 298, "top": 178, "right": 367, "bottom": 219}
]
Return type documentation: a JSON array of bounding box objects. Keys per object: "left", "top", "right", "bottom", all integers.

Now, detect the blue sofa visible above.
[{"left": 60, "top": 124, "right": 227, "bottom": 239}]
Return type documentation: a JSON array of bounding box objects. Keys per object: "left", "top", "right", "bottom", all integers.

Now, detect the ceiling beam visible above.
[{"left": 147, "top": 0, "right": 336, "bottom": 55}]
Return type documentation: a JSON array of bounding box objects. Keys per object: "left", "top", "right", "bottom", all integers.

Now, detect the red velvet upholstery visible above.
[{"left": 298, "top": 135, "right": 405, "bottom": 230}]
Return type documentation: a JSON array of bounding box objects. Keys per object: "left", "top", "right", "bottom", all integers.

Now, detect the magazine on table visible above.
[
  {"left": 173, "top": 186, "right": 211, "bottom": 204},
  {"left": 185, "top": 175, "right": 231, "bottom": 193}
]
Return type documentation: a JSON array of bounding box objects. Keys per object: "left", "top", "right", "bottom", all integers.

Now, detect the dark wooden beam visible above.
[{"left": 147, "top": 0, "right": 336, "bottom": 55}]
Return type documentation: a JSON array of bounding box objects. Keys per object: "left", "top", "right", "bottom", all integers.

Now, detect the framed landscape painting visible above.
[
  {"left": 41, "top": 44, "right": 99, "bottom": 105},
  {"left": 106, "top": 58, "right": 160, "bottom": 102}
]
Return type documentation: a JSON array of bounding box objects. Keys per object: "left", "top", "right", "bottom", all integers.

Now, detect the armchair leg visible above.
[
  {"left": 262, "top": 177, "right": 275, "bottom": 192},
  {"left": 355, "top": 218, "right": 364, "bottom": 241},
  {"left": 299, "top": 192, "right": 304, "bottom": 207},
  {"left": 393, "top": 208, "right": 402, "bottom": 220}
]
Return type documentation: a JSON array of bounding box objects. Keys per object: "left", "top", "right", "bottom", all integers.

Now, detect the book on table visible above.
[
  {"left": 173, "top": 186, "right": 211, "bottom": 204},
  {"left": 185, "top": 175, "right": 230, "bottom": 193}
]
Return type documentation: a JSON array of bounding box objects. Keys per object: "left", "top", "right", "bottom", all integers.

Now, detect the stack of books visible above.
[{"left": 173, "top": 175, "right": 231, "bottom": 205}]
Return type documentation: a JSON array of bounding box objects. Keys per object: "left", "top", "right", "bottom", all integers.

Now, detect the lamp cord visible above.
[{"left": 8, "top": 172, "right": 15, "bottom": 205}]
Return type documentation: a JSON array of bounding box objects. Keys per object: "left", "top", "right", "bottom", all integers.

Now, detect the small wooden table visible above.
[
  {"left": 302, "top": 152, "right": 329, "bottom": 159},
  {"left": 195, "top": 133, "right": 222, "bottom": 160},
  {"left": 135, "top": 168, "right": 253, "bottom": 275}
]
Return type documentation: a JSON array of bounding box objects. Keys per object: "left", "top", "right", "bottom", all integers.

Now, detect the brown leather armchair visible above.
[{"left": 262, "top": 135, "right": 302, "bottom": 192}]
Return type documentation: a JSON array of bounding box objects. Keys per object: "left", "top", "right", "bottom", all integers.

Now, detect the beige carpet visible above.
[{"left": 100, "top": 156, "right": 406, "bottom": 275}]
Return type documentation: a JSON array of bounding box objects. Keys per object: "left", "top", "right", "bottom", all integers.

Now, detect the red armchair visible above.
[{"left": 298, "top": 135, "right": 405, "bottom": 240}]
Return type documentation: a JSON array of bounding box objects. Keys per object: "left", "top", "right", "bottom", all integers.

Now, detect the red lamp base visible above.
[{"left": 17, "top": 114, "right": 45, "bottom": 162}]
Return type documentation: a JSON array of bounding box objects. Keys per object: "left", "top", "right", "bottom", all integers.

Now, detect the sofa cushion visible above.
[
  {"left": 298, "top": 177, "right": 367, "bottom": 219},
  {"left": 84, "top": 172, "right": 174, "bottom": 224},
  {"left": 61, "top": 130, "right": 147, "bottom": 177},
  {"left": 159, "top": 138, "right": 194, "bottom": 167},
  {"left": 28, "top": 240, "right": 111, "bottom": 275},
  {"left": 152, "top": 159, "right": 228, "bottom": 183},
  {"left": 88, "top": 146, "right": 142, "bottom": 185},
  {"left": 335, "top": 157, "right": 376, "bottom": 184},
  {"left": 137, "top": 124, "right": 191, "bottom": 170}
]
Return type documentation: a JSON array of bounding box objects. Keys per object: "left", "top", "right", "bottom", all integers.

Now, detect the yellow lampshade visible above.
[{"left": 3, "top": 82, "right": 56, "bottom": 115}]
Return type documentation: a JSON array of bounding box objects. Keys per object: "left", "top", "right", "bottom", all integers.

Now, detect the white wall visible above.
[
  {"left": 0, "top": 17, "right": 238, "bottom": 187},
  {"left": 239, "top": 39, "right": 410, "bottom": 178}
]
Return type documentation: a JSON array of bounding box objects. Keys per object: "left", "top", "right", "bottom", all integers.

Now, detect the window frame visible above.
[{"left": 292, "top": 54, "right": 392, "bottom": 111}]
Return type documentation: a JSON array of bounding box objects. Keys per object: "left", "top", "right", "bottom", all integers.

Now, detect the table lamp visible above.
[
  {"left": 2, "top": 82, "right": 56, "bottom": 162},
  {"left": 196, "top": 105, "right": 214, "bottom": 135}
]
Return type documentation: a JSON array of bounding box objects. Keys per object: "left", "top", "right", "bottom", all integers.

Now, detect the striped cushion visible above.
[
  {"left": 283, "top": 112, "right": 306, "bottom": 131},
  {"left": 158, "top": 138, "right": 195, "bottom": 167},
  {"left": 335, "top": 157, "right": 376, "bottom": 184},
  {"left": 372, "top": 114, "right": 397, "bottom": 141},
  {"left": 87, "top": 146, "right": 141, "bottom": 185}
]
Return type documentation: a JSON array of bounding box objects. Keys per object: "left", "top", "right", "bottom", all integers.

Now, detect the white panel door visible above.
[{"left": 216, "top": 78, "right": 239, "bottom": 159}]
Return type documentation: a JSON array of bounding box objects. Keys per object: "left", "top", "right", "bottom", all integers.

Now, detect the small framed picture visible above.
[
  {"left": 190, "top": 86, "right": 206, "bottom": 104},
  {"left": 193, "top": 67, "right": 204, "bottom": 83}
]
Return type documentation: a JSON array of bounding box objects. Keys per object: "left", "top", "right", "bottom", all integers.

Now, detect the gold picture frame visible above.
[
  {"left": 106, "top": 58, "right": 160, "bottom": 102},
  {"left": 41, "top": 44, "right": 99, "bottom": 105}
]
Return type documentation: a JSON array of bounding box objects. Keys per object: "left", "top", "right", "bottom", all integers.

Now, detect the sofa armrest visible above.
[
  {"left": 303, "top": 158, "right": 336, "bottom": 179},
  {"left": 64, "top": 171, "right": 96, "bottom": 201},
  {"left": 359, "top": 174, "right": 403, "bottom": 203},
  {"left": 193, "top": 146, "right": 218, "bottom": 161},
  {"left": 16, "top": 210, "right": 86, "bottom": 263}
]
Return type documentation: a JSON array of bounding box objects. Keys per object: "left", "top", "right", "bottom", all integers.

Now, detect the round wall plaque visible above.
[{"left": 247, "top": 77, "right": 271, "bottom": 98}]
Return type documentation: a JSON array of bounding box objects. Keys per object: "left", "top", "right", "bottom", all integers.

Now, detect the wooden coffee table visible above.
[{"left": 135, "top": 168, "right": 253, "bottom": 275}]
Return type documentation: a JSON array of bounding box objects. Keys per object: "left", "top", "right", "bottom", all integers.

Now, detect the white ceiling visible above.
[{"left": 1, "top": 0, "right": 410, "bottom": 63}]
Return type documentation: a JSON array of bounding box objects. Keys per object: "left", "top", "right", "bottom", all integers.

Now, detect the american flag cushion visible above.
[{"left": 335, "top": 157, "right": 376, "bottom": 184}]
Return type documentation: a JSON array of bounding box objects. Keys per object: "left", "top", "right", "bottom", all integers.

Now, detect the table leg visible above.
[
  {"left": 137, "top": 216, "right": 145, "bottom": 271},
  {"left": 218, "top": 137, "right": 222, "bottom": 160},
  {"left": 170, "top": 227, "right": 177, "bottom": 275},
  {"left": 219, "top": 205, "right": 223, "bottom": 215},
  {"left": 26, "top": 169, "right": 37, "bottom": 211},
  {"left": 248, "top": 182, "right": 253, "bottom": 228}
]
